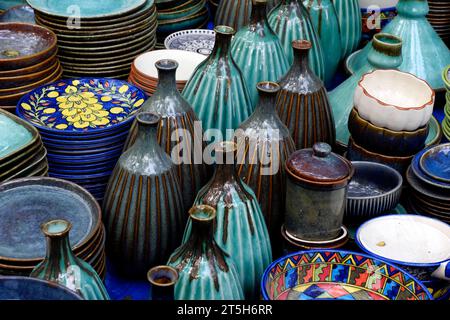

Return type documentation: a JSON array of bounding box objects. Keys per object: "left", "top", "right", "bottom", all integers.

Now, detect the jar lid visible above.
[{"left": 286, "top": 143, "right": 353, "bottom": 186}]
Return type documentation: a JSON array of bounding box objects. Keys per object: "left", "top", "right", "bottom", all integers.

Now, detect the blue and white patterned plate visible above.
[{"left": 164, "top": 29, "right": 215, "bottom": 55}]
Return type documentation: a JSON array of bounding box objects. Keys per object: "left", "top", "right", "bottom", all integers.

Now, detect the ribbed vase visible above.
[
  {"left": 235, "top": 82, "right": 295, "bottom": 250},
  {"left": 303, "top": 0, "right": 342, "bottom": 84},
  {"left": 331, "top": 0, "right": 362, "bottom": 58},
  {"left": 231, "top": 0, "right": 289, "bottom": 104},
  {"left": 183, "top": 142, "right": 272, "bottom": 299},
  {"left": 276, "top": 40, "right": 335, "bottom": 150},
  {"left": 268, "top": 0, "right": 325, "bottom": 81},
  {"left": 168, "top": 205, "right": 244, "bottom": 300},
  {"left": 182, "top": 26, "right": 253, "bottom": 140},
  {"left": 30, "top": 220, "right": 109, "bottom": 300},
  {"left": 124, "top": 59, "right": 211, "bottom": 211},
  {"left": 103, "top": 112, "right": 185, "bottom": 277}
]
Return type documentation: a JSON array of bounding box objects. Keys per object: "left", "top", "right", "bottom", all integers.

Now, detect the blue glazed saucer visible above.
[
  {"left": 419, "top": 143, "right": 450, "bottom": 183},
  {"left": 412, "top": 146, "right": 450, "bottom": 190},
  {"left": 47, "top": 147, "right": 122, "bottom": 162}
]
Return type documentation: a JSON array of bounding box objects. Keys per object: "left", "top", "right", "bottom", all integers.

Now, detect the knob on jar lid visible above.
[{"left": 286, "top": 142, "right": 354, "bottom": 187}]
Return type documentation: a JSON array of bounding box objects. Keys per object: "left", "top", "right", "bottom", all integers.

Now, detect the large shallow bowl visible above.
[{"left": 261, "top": 250, "right": 433, "bottom": 300}]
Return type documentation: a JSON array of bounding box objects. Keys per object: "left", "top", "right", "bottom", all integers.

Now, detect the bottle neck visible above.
[
  {"left": 133, "top": 121, "right": 159, "bottom": 150},
  {"left": 291, "top": 47, "right": 312, "bottom": 74},
  {"left": 210, "top": 33, "right": 232, "bottom": 59},
  {"left": 156, "top": 68, "right": 177, "bottom": 92},
  {"left": 255, "top": 90, "right": 278, "bottom": 115},
  {"left": 44, "top": 233, "right": 74, "bottom": 263},
  {"left": 397, "top": 0, "right": 428, "bottom": 17},
  {"left": 250, "top": 2, "right": 267, "bottom": 26}
]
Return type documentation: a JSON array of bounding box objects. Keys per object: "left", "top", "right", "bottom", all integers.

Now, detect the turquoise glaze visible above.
[
  {"left": 346, "top": 0, "right": 450, "bottom": 91},
  {"left": 231, "top": 0, "right": 289, "bottom": 104},
  {"left": 303, "top": 0, "right": 342, "bottom": 84},
  {"left": 30, "top": 220, "right": 109, "bottom": 300},
  {"left": 0, "top": 111, "right": 33, "bottom": 159},
  {"left": 331, "top": 0, "right": 361, "bottom": 58},
  {"left": 268, "top": 0, "right": 325, "bottom": 81},
  {"left": 182, "top": 26, "right": 253, "bottom": 139},
  {"left": 168, "top": 205, "right": 244, "bottom": 300}
]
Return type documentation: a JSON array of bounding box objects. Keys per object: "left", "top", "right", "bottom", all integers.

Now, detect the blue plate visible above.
[
  {"left": 42, "top": 137, "right": 127, "bottom": 151},
  {"left": 47, "top": 152, "right": 122, "bottom": 165},
  {"left": 40, "top": 129, "right": 130, "bottom": 147},
  {"left": 46, "top": 143, "right": 123, "bottom": 156},
  {"left": 0, "top": 5, "right": 35, "bottom": 23},
  {"left": 419, "top": 143, "right": 450, "bottom": 183},
  {"left": 48, "top": 157, "right": 118, "bottom": 170},
  {"left": 47, "top": 147, "right": 122, "bottom": 161},
  {"left": 39, "top": 123, "right": 131, "bottom": 140},
  {"left": 49, "top": 170, "right": 112, "bottom": 181},
  {"left": 412, "top": 147, "right": 450, "bottom": 190}
]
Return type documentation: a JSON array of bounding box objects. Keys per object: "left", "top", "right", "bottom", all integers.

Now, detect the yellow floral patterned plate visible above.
[{"left": 16, "top": 78, "right": 146, "bottom": 134}]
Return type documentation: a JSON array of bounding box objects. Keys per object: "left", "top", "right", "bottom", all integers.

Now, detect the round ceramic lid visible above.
[{"left": 286, "top": 143, "right": 352, "bottom": 183}]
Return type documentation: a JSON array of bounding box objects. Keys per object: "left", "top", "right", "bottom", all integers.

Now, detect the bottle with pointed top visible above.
[
  {"left": 231, "top": 0, "right": 289, "bottom": 104},
  {"left": 147, "top": 265, "right": 178, "bottom": 301},
  {"left": 168, "top": 205, "right": 244, "bottom": 300},
  {"left": 30, "top": 219, "right": 110, "bottom": 300},
  {"left": 103, "top": 112, "right": 185, "bottom": 277}
]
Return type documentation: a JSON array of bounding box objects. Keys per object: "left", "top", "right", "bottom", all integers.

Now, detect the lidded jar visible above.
[{"left": 285, "top": 142, "right": 353, "bottom": 241}]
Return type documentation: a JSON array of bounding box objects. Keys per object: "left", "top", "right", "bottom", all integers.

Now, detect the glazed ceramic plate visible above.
[
  {"left": 412, "top": 147, "right": 450, "bottom": 189},
  {"left": 406, "top": 166, "right": 450, "bottom": 202},
  {"left": 39, "top": 124, "right": 131, "bottom": 140},
  {"left": 0, "top": 5, "right": 35, "bottom": 23},
  {"left": 356, "top": 215, "right": 450, "bottom": 265},
  {"left": 16, "top": 78, "right": 146, "bottom": 134},
  {"left": 0, "top": 144, "right": 45, "bottom": 179},
  {"left": 0, "top": 177, "right": 101, "bottom": 262},
  {"left": 419, "top": 143, "right": 450, "bottom": 183},
  {"left": 164, "top": 29, "right": 215, "bottom": 55},
  {"left": 0, "top": 109, "right": 35, "bottom": 161}
]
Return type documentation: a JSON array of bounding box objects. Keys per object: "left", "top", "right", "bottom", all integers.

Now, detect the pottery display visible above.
[
  {"left": 168, "top": 205, "right": 244, "bottom": 300},
  {"left": 182, "top": 26, "right": 253, "bottom": 138},
  {"left": 268, "top": 0, "right": 325, "bottom": 81},
  {"left": 359, "top": 0, "right": 398, "bottom": 44},
  {"left": 124, "top": 59, "right": 211, "bottom": 211},
  {"left": 262, "top": 250, "right": 433, "bottom": 300},
  {"left": 443, "top": 66, "right": 450, "bottom": 140},
  {"left": 235, "top": 82, "right": 295, "bottom": 247},
  {"left": 164, "top": 29, "right": 215, "bottom": 55},
  {"left": 418, "top": 143, "right": 450, "bottom": 184},
  {"left": 103, "top": 112, "right": 185, "bottom": 277},
  {"left": 31, "top": 219, "right": 110, "bottom": 300},
  {"left": 332, "top": 0, "right": 362, "bottom": 57},
  {"left": 147, "top": 265, "right": 178, "bottom": 300},
  {"left": 231, "top": 0, "right": 289, "bottom": 104},
  {"left": 427, "top": 0, "right": 450, "bottom": 44},
  {"left": 0, "top": 5, "right": 35, "bottom": 23},
  {"left": 182, "top": 141, "right": 272, "bottom": 299},
  {"left": 276, "top": 40, "right": 335, "bottom": 150},
  {"left": 303, "top": 0, "right": 342, "bottom": 84},
  {"left": 285, "top": 142, "right": 354, "bottom": 241}
]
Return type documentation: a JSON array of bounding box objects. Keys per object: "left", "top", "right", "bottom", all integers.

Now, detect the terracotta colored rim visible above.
[
  {"left": 357, "top": 69, "right": 435, "bottom": 111},
  {"left": 0, "top": 52, "right": 57, "bottom": 77},
  {"left": 0, "top": 58, "right": 59, "bottom": 82}
]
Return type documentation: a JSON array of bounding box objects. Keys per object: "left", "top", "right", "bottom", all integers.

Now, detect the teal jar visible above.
[
  {"left": 268, "top": 0, "right": 325, "bottom": 81},
  {"left": 168, "top": 205, "right": 244, "bottom": 300},
  {"left": 182, "top": 26, "right": 253, "bottom": 140},
  {"left": 183, "top": 142, "right": 272, "bottom": 299},
  {"left": 303, "top": 0, "right": 342, "bottom": 85},
  {"left": 331, "top": 0, "right": 362, "bottom": 59},
  {"left": 30, "top": 220, "right": 109, "bottom": 300}
]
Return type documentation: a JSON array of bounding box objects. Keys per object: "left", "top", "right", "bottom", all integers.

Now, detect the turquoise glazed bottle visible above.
[
  {"left": 231, "top": 0, "right": 289, "bottom": 105},
  {"left": 183, "top": 142, "right": 272, "bottom": 299},
  {"left": 346, "top": 0, "right": 450, "bottom": 91},
  {"left": 302, "top": 0, "right": 342, "bottom": 85},
  {"left": 330, "top": 33, "right": 403, "bottom": 147},
  {"left": 168, "top": 205, "right": 244, "bottom": 300},
  {"left": 235, "top": 82, "right": 295, "bottom": 250},
  {"left": 182, "top": 26, "right": 253, "bottom": 140},
  {"left": 124, "top": 59, "right": 211, "bottom": 211},
  {"left": 103, "top": 112, "right": 185, "bottom": 277},
  {"left": 147, "top": 265, "right": 178, "bottom": 300},
  {"left": 268, "top": 0, "right": 325, "bottom": 81},
  {"left": 331, "top": 0, "right": 362, "bottom": 58},
  {"left": 30, "top": 220, "right": 109, "bottom": 300}
]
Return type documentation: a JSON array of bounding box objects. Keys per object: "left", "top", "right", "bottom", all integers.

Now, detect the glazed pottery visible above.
[
  {"left": 164, "top": 29, "right": 215, "bottom": 55},
  {"left": 147, "top": 265, "right": 178, "bottom": 300},
  {"left": 30, "top": 220, "right": 109, "bottom": 300},
  {"left": 235, "top": 82, "right": 295, "bottom": 247},
  {"left": 359, "top": 0, "right": 398, "bottom": 44},
  {"left": 276, "top": 40, "right": 335, "bottom": 150},
  {"left": 268, "top": 0, "right": 325, "bottom": 81},
  {"left": 183, "top": 142, "right": 272, "bottom": 299},
  {"left": 182, "top": 26, "right": 253, "bottom": 139},
  {"left": 420, "top": 143, "right": 450, "bottom": 183},
  {"left": 103, "top": 112, "right": 185, "bottom": 277},
  {"left": 346, "top": 161, "right": 403, "bottom": 219},
  {"left": 346, "top": 0, "right": 450, "bottom": 92},
  {"left": 0, "top": 276, "right": 83, "bottom": 300},
  {"left": 354, "top": 69, "right": 435, "bottom": 132},
  {"left": 285, "top": 142, "right": 353, "bottom": 241},
  {"left": 303, "top": 0, "right": 342, "bottom": 84},
  {"left": 0, "top": 108, "right": 34, "bottom": 160},
  {"left": 0, "top": 5, "right": 35, "bottom": 23},
  {"left": 262, "top": 250, "right": 433, "bottom": 300},
  {"left": 443, "top": 66, "right": 450, "bottom": 141},
  {"left": 412, "top": 145, "right": 450, "bottom": 190},
  {"left": 427, "top": 0, "right": 450, "bottom": 44},
  {"left": 168, "top": 205, "right": 244, "bottom": 300},
  {"left": 333, "top": 0, "right": 362, "bottom": 57},
  {"left": 231, "top": 0, "right": 289, "bottom": 104}
]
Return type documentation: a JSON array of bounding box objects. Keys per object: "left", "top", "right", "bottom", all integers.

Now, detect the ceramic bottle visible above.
[
  {"left": 103, "top": 112, "right": 185, "bottom": 277},
  {"left": 147, "top": 265, "right": 178, "bottom": 300},
  {"left": 124, "top": 59, "right": 211, "bottom": 211},
  {"left": 231, "top": 0, "right": 289, "bottom": 105},
  {"left": 276, "top": 40, "right": 335, "bottom": 150},
  {"left": 268, "top": 0, "right": 325, "bottom": 81},
  {"left": 168, "top": 205, "right": 244, "bottom": 300},
  {"left": 30, "top": 219, "right": 110, "bottom": 300},
  {"left": 331, "top": 0, "right": 362, "bottom": 58},
  {"left": 182, "top": 26, "right": 253, "bottom": 140}
]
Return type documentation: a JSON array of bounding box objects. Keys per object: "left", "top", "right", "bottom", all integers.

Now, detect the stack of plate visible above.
[
  {"left": 0, "top": 22, "right": 61, "bottom": 112},
  {"left": 27, "top": 0, "right": 157, "bottom": 79},
  {"left": 406, "top": 143, "right": 450, "bottom": 223},
  {"left": 128, "top": 49, "right": 206, "bottom": 96},
  {"left": 155, "top": 0, "right": 209, "bottom": 49},
  {"left": 428, "top": 0, "right": 450, "bottom": 44},
  {"left": 16, "top": 78, "right": 146, "bottom": 202},
  {"left": 0, "top": 177, "right": 106, "bottom": 279},
  {"left": 443, "top": 66, "right": 450, "bottom": 140},
  {"left": 0, "top": 109, "right": 48, "bottom": 182}
]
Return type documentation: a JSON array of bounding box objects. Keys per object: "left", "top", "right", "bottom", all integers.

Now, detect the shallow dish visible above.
[
  {"left": 164, "top": 28, "right": 215, "bottom": 55},
  {"left": 406, "top": 166, "right": 450, "bottom": 203},
  {"left": 412, "top": 146, "right": 450, "bottom": 190},
  {"left": 420, "top": 143, "right": 450, "bottom": 183},
  {"left": 0, "top": 5, "right": 35, "bottom": 23}
]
